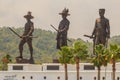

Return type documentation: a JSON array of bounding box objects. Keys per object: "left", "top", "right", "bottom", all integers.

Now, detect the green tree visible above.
[
  {"left": 108, "top": 44, "right": 120, "bottom": 80},
  {"left": 92, "top": 44, "right": 108, "bottom": 80},
  {"left": 101, "top": 47, "right": 111, "bottom": 80},
  {"left": 72, "top": 41, "right": 88, "bottom": 80},
  {"left": 1, "top": 54, "right": 12, "bottom": 70},
  {"left": 58, "top": 46, "right": 73, "bottom": 80}
]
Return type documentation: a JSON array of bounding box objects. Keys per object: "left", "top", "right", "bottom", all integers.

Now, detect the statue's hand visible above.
[
  {"left": 90, "top": 35, "right": 93, "bottom": 39},
  {"left": 20, "top": 35, "right": 27, "bottom": 39},
  {"left": 26, "top": 35, "right": 29, "bottom": 38},
  {"left": 58, "top": 30, "right": 63, "bottom": 33},
  {"left": 20, "top": 35, "right": 24, "bottom": 38}
]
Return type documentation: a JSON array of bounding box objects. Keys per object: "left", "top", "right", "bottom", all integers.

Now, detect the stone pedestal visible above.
[
  {"left": 8, "top": 63, "right": 42, "bottom": 71},
  {"left": 16, "top": 58, "right": 34, "bottom": 64}
]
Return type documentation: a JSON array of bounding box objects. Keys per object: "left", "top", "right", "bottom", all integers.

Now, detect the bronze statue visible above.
[
  {"left": 56, "top": 8, "right": 70, "bottom": 49},
  {"left": 91, "top": 9, "right": 110, "bottom": 53},
  {"left": 16, "top": 11, "right": 34, "bottom": 61}
]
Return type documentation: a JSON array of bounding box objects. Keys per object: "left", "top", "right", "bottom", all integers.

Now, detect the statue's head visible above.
[
  {"left": 59, "top": 8, "right": 70, "bottom": 18},
  {"left": 24, "top": 11, "right": 34, "bottom": 20},
  {"left": 99, "top": 8, "right": 105, "bottom": 17}
]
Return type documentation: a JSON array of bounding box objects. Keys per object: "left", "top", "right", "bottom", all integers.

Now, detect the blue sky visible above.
[{"left": 0, "top": 0, "right": 120, "bottom": 41}]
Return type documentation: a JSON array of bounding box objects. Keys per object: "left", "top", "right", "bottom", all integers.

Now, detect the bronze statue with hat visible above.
[
  {"left": 56, "top": 8, "right": 70, "bottom": 49},
  {"left": 91, "top": 8, "right": 110, "bottom": 54},
  {"left": 16, "top": 11, "right": 34, "bottom": 64}
]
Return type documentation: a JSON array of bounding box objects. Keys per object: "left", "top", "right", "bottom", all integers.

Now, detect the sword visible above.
[
  {"left": 9, "top": 27, "right": 21, "bottom": 38},
  {"left": 84, "top": 34, "right": 95, "bottom": 55},
  {"left": 105, "top": 37, "right": 109, "bottom": 48},
  {"left": 50, "top": 24, "right": 72, "bottom": 42},
  {"left": 50, "top": 25, "right": 58, "bottom": 32},
  {"left": 9, "top": 27, "right": 38, "bottom": 38},
  {"left": 83, "top": 34, "right": 94, "bottom": 39}
]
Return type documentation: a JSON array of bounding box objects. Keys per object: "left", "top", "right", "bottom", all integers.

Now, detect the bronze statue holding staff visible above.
[
  {"left": 16, "top": 11, "right": 34, "bottom": 61},
  {"left": 56, "top": 8, "right": 70, "bottom": 50}
]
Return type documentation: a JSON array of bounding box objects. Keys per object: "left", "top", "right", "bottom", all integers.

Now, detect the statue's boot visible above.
[
  {"left": 29, "top": 57, "right": 34, "bottom": 64},
  {"left": 16, "top": 56, "right": 23, "bottom": 59}
]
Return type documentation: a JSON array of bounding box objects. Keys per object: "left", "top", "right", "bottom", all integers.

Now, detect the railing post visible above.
[
  {"left": 117, "top": 77, "right": 119, "bottom": 80},
  {"left": 94, "top": 77, "right": 96, "bottom": 80},
  {"left": 80, "top": 77, "right": 82, "bottom": 80},
  {"left": 58, "top": 76, "right": 60, "bottom": 80}
]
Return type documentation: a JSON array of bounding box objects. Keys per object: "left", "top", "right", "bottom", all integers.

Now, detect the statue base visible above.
[
  {"left": 16, "top": 57, "right": 34, "bottom": 64},
  {"left": 8, "top": 63, "right": 42, "bottom": 71}
]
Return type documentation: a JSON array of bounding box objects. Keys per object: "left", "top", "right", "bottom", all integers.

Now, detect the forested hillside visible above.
[
  {"left": 0, "top": 27, "right": 120, "bottom": 63},
  {"left": 0, "top": 27, "right": 76, "bottom": 63}
]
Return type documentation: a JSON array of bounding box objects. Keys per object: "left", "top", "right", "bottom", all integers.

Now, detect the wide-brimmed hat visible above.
[
  {"left": 24, "top": 11, "right": 34, "bottom": 19},
  {"left": 59, "top": 8, "right": 70, "bottom": 16}
]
